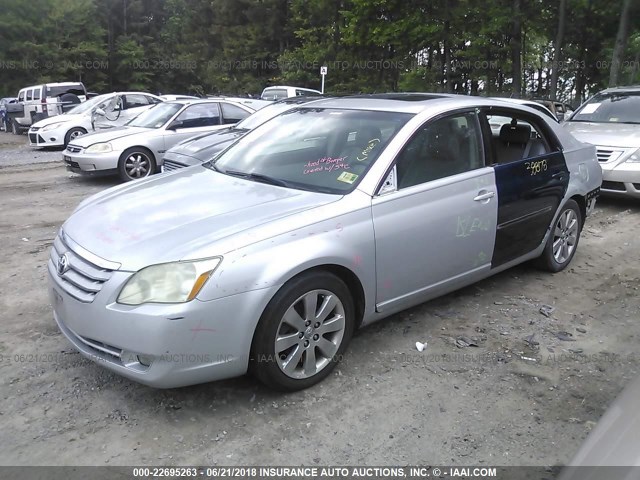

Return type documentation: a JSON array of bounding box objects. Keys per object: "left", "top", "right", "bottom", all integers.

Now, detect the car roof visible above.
[
  {"left": 599, "top": 85, "right": 640, "bottom": 93},
  {"left": 296, "top": 93, "right": 549, "bottom": 114}
]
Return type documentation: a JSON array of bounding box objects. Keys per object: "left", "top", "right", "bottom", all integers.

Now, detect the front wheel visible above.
[
  {"left": 250, "top": 271, "right": 355, "bottom": 391},
  {"left": 64, "top": 127, "right": 87, "bottom": 146},
  {"left": 118, "top": 147, "right": 156, "bottom": 182},
  {"left": 536, "top": 199, "right": 582, "bottom": 272}
]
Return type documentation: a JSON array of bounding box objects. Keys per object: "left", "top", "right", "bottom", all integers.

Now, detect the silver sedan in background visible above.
[
  {"left": 62, "top": 99, "right": 254, "bottom": 182},
  {"left": 49, "top": 94, "right": 601, "bottom": 391},
  {"left": 563, "top": 86, "right": 640, "bottom": 198}
]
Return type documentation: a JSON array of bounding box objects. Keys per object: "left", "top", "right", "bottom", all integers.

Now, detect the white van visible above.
[
  {"left": 10, "top": 82, "right": 87, "bottom": 134},
  {"left": 260, "top": 86, "right": 322, "bottom": 101}
]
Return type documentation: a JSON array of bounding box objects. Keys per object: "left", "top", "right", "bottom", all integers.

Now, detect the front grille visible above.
[
  {"left": 66, "top": 145, "right": 82, "bottom": 153},
  {"left": 49, "top": 234, "right": 113, "bottom": 303},
  {"left": 163, "top": 159, "right": 186, "bottom": 172},
  {"left": 29, "top": 133, "right": 37, "bottom": 143},
  {"left": 595, "top": 147, "right": 625, "bottom": 163},
  {"left": 601, "top": 180, "right": 626, "bottom": 191}
]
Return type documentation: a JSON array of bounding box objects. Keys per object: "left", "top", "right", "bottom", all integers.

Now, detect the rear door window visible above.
[
  {"left": 220, "top": 103, "right": 251, "bottom": 124},
  {"left": 26, "top": 89, "right": 33, "bottom": 101},
  {"left": 124, "top": 94, "right": 150, "bottom": 109},
  {"left": 174, "top": 103, "right": 221, "bottom": 128},
  {"left": 33, "top": 88, "right": 41, "bottom": 100}
]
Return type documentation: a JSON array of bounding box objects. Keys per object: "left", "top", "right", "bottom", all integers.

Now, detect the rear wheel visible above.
[
  {"left": 536, "top": 199, "right": 581, "bottom": 272},
  {"left": 250, "top": 271, "right": 355, "bottom": 391},
  {"left": 118, "top": 147, "right": 156, "bottom": 182}
]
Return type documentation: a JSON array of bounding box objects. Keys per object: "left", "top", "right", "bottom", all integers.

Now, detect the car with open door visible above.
[
  {"left": 62, "top": 99, "right": 254, "bottom": 181},
  {"left": 28, "top": 92, "right": 163, "bottom": 148},
  {"left": 48, "top": 94, "right": 601, "bottom": 391}
]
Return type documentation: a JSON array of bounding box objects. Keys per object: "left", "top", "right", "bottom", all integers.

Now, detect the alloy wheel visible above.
[
  {"left": 552, "top": 209, "right": 578, "bottom": 264},
  {"left": 124, "top": 152, "right": 151, "bottom": 179},
  {"left": 274, "top": 289, "right": 346, "bottom": 379}
]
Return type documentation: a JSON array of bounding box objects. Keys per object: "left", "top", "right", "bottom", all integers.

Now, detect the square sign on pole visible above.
[{"left": 320, "top": 66, "right": 327, "bottom": 93}]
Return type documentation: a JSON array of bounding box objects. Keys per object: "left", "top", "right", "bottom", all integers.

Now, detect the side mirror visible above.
[{"left": 167, "top": 120, "right": 184, "bottom": 131}]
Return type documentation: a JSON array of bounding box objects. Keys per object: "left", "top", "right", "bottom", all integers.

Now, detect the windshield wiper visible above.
[
  {"left": 224, "top": 169, "right": 290, "bottom": 187},
  {"left": 204, "top": 160, "right": 223, "bottom": 172}
]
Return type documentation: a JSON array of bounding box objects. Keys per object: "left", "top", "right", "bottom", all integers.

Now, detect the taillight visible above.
[{"left": 41, "top": 98, "right": 47, "bottom": 114}]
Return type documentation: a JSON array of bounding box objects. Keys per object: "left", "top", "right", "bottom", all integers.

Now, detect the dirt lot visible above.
[{"left": 0, "top": 131, "right": 639, "bottom": 469}]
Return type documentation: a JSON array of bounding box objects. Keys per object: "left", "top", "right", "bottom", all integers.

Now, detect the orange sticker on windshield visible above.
[{"left": 337, "top": 172, "right": 358, "bottom": 184}]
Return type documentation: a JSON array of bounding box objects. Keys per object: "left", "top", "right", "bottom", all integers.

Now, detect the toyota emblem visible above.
[{"left": 57, "top": 253, "right": 70, "bottom": 276}]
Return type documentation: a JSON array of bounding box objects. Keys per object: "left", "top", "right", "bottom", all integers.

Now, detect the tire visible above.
[
  {"left": 536, "top": 199, "right": 582, "bottom": 272},
  {"left": 64, "top": 127, "right": 87, "bottom": 147},
  {"left": 250, "top": 271, "right": 355, "bottom": 391},
  {"left": 117, "top": 147, "right": 156, "bottom": 182}
]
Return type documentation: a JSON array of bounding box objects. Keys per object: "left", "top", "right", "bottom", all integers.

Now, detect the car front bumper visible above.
[
  {"left": 63, "top": 148, "right": 121, "bottom": 174},
  {"left": 28, "top": 126, "right": 65, "bottom": 147},
  {"left": 48, "top": 258, "right": 279, "bottom": 388},
  {"left": 600, "top": 162, "right": 640, "bottom": 199}
]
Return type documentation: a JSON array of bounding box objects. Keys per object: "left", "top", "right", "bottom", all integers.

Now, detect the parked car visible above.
[
  {"left": 92, "top": 92, "right": 165, "bottom": 130},
  {"left": 28, "top": 92, "right": 163, "bottom": 148},
  {"left": 62, "top": 99, "right": 254, "bottom": 181},
  {"left": 160, "top": 96, "right": 327, "bottom": 172},
  {"left": 260, "top": 86, "right": 322, "bottom": 101},
  {"left": 0, "top": 97, "right": 17, "bottom": 131},
  {"left": 9, "top": 82, "right": 87, "bottom": 134},
  {"left": 48, "top": 94, "right": 601, "bottom": 391},
  {"left": 534, "top": 99, "right": 574, "bottom": 121},
  {"left": 563, "top": 86, "right": 640, "bottom": 198}
]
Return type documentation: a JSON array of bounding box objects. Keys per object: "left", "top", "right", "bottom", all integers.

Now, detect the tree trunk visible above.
[
  {"left": 550, "top": 0, "right": 567, "bottom": 100},
  {"left": 510, "top": 0, "right": 522, "bottom": 97},
  {"left": 609, "top": 0, "right": 633, "bottom": 87},
  {"left": 444, "top": 20, "right": 452, "bottom": 92}
]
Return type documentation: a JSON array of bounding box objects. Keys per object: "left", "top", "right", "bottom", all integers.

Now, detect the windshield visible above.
[
  {"left": 66, "top": 94, "right": 112, "bottom": 115},
  {"left": 569, "top": 92, "right": 640, "bottom": 124},
  {"left": 127, "top": 102, "right": 183, "bottom": 128},
  {"left": 211, "top": 108, "right": 413, "bottom": 194},
  {"left": 235, "top": 102, "right": 301, "bottom": 130}
]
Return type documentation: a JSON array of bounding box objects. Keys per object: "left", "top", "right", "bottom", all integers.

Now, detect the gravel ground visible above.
[{"left": 0, "top": 132, "right": 639, "bottom": 470}]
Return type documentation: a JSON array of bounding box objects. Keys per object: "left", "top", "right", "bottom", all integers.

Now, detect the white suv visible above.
[{"left": 10, "top": 82, "right": 87, "bottom": 134}]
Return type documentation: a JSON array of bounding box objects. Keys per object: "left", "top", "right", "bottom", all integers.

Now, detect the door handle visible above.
[{"left": 474, "top": 191, "right": 495, "bottom": 202}]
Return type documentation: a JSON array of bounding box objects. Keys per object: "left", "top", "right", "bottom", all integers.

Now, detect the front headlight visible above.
[
  {"left": 117, "top": 258, "right": 222, "bottom": 305},
  {"left": 42, "top": 122, "right": 65, "bottom": 131},
  {"left": 624, "top": 149, "right": 640, "bottom": 163},
  {"left": 85, "top": 142, "right": 113, "bottom": 153}
]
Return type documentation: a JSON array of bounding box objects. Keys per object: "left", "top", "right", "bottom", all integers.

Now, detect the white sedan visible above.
[{"left": 28, "top": 92, "right": 163, "bottom": 148}]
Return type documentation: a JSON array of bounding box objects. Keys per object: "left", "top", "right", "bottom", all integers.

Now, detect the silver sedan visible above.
[
  {"left": 62, "top": 99, "right": 254, "bottom": 182},
  {"left": 563, "top": 86, "right": 640, "bottom": 198},
  {"left": 48, "top": 94, "right": 601, "bottom": 391}
]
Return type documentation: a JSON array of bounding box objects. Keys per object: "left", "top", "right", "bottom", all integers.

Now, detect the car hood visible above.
[
  {"left": 32, "top": 114, "right": 84, "bottom": 128},
  {"left": 167, "top": 128, "right": 246, "bottom": 160},
  {"left": 70, "top": 126, "right": 151, "bottom": 147},
  {"left": 63, "top": 166, "right": 339, "bottom": 271},
  {"left": 563, "top": 122, "right": 640, "bottom": 148}
]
